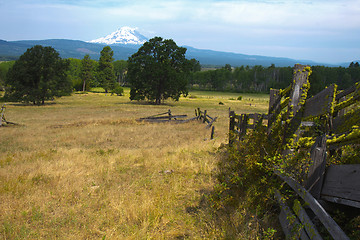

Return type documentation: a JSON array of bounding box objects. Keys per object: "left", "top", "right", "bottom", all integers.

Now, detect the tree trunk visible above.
[{"left": 82, "top": 79, "right": 86, "bottom": 92}]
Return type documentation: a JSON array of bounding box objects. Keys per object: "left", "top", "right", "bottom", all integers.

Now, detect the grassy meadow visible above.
[{"left": 0, "top": 88, "right": 269, "bottom": 239}]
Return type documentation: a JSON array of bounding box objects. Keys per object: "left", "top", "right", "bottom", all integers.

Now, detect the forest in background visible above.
[
  {"left": 1, "top": 57, "right": 360, "bottom": 97},
  {"left": 189, "top": 62, "right": 360, "bottom": 95}
]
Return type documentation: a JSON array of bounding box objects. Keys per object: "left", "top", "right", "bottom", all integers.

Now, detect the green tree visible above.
[
  {"left": 81, "top": 54, "right": 94, "bottom": 91},
  {"left": 128, "top": 37, "right": 190, "bottom": 104},
  {"left": 0, "top": 61, "right": 15, "bottom": 91},
  {"left": 113, "top": 60, "right": 128, "bottom": 86},
  {"left": 98, "top": 46, "right": 116, "bottom": 93},
  {"left": 189, "top": 58, "right": 201, "bottom": 72},
  {"left": 67, "top": 58, "right": 82, "bottom": 91},
  {"left": 4, "top": 45, "right": 71, "bottom": 105}
]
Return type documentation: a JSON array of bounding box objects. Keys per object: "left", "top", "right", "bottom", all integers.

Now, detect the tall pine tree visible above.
[
  {"left": 80, "top": 54, "right": 94, "bottom": 91},
  {"left": 98, "top": 46, "right": 116, "bottom": 93}
]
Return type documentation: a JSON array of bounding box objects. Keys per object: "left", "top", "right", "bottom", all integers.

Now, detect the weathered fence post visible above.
[
  {"left": 268, "top": 89, "right": 281, "bottom": 131},
  {"left": 211, "top": 126, "right": 215, "bottom": 140},
  {"left": 305, "top": 134, "right": 327, "bottom": 199},
  {"left": 239, "top": 114, "right": 248, "bottom": 140},
  {"left": 0, "top": 104, "right": 5, "bottom": 127},
  {"left": 168, "top": 109, "right": 172, "bottom": 120},
  {"left": 229, "top": 111, "right": 235, "bottom": 145},
  {"left": 203, "top": 110, "right": 207, "bottom": 123},
  {"left": 282, "top": 64, "right": 311, "bottom": 152}
]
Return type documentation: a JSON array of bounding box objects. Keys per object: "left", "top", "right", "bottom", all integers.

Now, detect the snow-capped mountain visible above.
[{"left": 88, "top": 27, "right": 148, "bottom": 45}]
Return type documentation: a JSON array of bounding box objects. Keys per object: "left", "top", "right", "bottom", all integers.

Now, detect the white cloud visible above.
[{"left": 1, "top": 0, "right": 359, "bottom": 62}]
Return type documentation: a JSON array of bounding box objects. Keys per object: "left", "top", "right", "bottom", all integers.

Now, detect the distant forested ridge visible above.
[{"left": 189, "top": 63, "right": 360, "bottom": 95}]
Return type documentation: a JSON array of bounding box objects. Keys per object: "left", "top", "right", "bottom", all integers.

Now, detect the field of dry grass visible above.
[{"left": 0, "top": 89, "right": 268, "bottom": 239}]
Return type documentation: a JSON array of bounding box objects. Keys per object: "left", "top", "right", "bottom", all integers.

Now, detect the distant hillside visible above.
[
  {"left": 2, "top": 39, "right": 136, "bottom": 60},
  {"left": 0, "top": 39, "right": 343, "bottom": 67},
  {"left": 184, "top": 46, "right": 322, "bottom": 67}
]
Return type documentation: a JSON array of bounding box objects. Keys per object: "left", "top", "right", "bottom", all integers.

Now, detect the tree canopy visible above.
[
  {"left": 127, "top": 37, "right": 190, "bottom": 104},
  {"left": 4, "top": 45, "right": 71, "bottom": 105},
  {"left": 81, "top": 54, "right": 94, "bottom": 91},
  {"left": 98, "top": 46, "right": 116, "bottom": 93}
]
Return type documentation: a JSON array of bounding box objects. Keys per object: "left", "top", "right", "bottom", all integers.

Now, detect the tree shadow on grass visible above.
[
  {"left": 4, "top": 101, "right": 57, "bottom": 107},
  {"left": 121, "top": 100, "right": 176, "bottom": 107}
]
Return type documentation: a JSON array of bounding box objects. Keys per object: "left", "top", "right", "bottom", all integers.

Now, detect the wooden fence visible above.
[
  {"left": 229, "top": 64, "right": 360, "bottom": 239},
  {"left": 138, "top": 109, "right": 188, "bottom": 123},
  {"left": 138, "top": 108, "right": 217, "bottom": 140},
  {"left": 195, "top": 108, "right": 217, "bottom": 140}
]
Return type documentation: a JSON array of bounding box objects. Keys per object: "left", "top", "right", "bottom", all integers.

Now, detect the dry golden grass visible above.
[{"left": 0, "top": 89, "right": 268, "bottom": 239}]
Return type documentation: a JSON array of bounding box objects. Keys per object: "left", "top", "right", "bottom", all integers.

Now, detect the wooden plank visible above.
[
  {"left": 334, "top": 91, "right": 360, "bottom": 113},
  {"left": 206, "top": 117, "right": 217, "bottom": 129},
  {"left": 321, "top": 196, "right": 360, "bottom": 209},
  {"left": 275, "top": 190, "right": 310, "bottom": 240},
  {"left": 207, "top": 115, "right": 214, "bottom": 121},
  {"left": 141, "top": 115, "right": 188, "bottom": 120},
  {"left": 305, "top": 135, "right": 327, "bottom": 199},
  {"left": 181, "top": 116, "right": 199, "bottom": 123},
  {"left": 293, "top": 200, "right": 323, "bottom": 240},
  {"left": 336, "top": 84, "right": 357, "bottom": 101},
  {"left": 321, "top": 164, "right": 360, "bottom": 208},
  {"left": 332, "top": 108, "right": 360, "bottom": 134},
  {"left": 239, "top": 114, "right": 248, "bottom": 139},
  {"left": 279, "top": 209, "right": 293, "bottom": 239},
  {"left": 303, "top": 85, "right": 336, "bottom": 119},
  {"left": 275, "top": 171, "right": 350, "bottom": 240}
]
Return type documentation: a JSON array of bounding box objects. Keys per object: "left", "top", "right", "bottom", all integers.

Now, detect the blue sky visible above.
[{"left": 0, "top": 0, "right": 359, "bottom": 64}]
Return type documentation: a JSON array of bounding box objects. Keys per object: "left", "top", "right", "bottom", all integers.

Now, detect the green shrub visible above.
[
  {"left": 237, "top": 96, "right": 242, "bottom": 101},
  {"left": 111, "top": 83, "right": 124, "bottom": 96}
]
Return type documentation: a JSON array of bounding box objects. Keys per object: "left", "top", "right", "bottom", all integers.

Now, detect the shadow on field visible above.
[
  {"left": 122, "top": 101, "right": 175, "bottom": 106},
  {"left": 5, "top": 101, "right": 57, "bottom": 106}
]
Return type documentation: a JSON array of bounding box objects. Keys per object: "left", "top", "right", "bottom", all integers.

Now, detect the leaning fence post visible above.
[
  {"left": 203, "top": 110, "right": 207, "bottom": 123},
  {"left": 0, "top": 104, "right": 5, "bottom": 127}
]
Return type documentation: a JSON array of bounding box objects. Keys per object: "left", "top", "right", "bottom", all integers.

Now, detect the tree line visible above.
[{"left": 189, "top": 63, "right": 360, "bottom": 96}]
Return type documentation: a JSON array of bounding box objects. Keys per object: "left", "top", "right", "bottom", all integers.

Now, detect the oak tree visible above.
[
  {"left": 4, "top": 45, "right": 71, "bottom": 105},
  {"left": 128, "top": 37, "right": 190, "bottom": 104}
]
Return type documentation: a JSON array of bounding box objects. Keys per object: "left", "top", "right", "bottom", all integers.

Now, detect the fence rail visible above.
[
  {"left": 138, "top": 108, "right": 217, "bottom": 140},
  {"left": 228, "top": 64, "right": 360, "bottom": 239}
]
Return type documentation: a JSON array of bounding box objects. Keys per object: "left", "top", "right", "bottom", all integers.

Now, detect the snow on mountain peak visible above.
[{"left": 88, "top": 27, "right": 148, "bottom": 45}]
